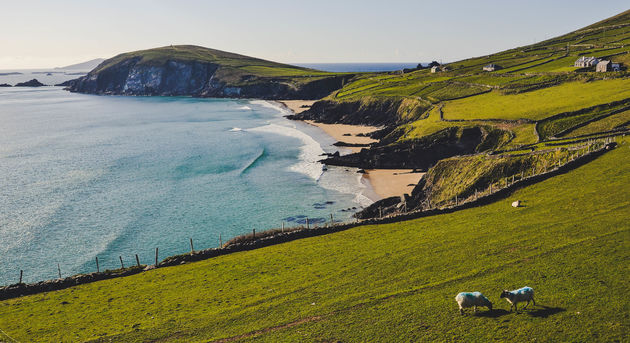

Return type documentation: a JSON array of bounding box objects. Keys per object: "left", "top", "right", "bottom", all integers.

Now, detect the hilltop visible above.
[{"left": 66, "top": 45, "right": 351, "bottom": 99}]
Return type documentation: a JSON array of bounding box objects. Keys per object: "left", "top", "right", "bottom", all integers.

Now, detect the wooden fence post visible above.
[
  {"left": 330, "top": 213, "right": 334, "bottom": 225},
  {"left": 155, "top": 248, "right": 159, "bottom": 266},
  {"left": 455, "top": 195, "right": 458, "bottom": 206},
  {"left": 119, "top": 256, "right": 124, "bottom": 269},
  {"left": 135, "top": 254, "right": 140, "bottom": 267},
  {"left": 253, "top": 228, "right": 256, "bottom": 238},
  {"left": 281, "top": 221, "right": 284, "bottom": 233},
  {"left": 190, "top": 238, "right": 194, "bottom": 255},
  {"left": 57, "top": 263, "right": 61, "bottom": 279},
  {"left": 96, "top": 256, "right": 100, "bottom": 273},
  {"left": 306, "top": 218, "right": 309, "bottom": 229},
  {"left": 219, "top": 234, "right": 223, "bottom": 247},
  {"left": 19, "top": 270, "right": 23, "bottom": 284}
]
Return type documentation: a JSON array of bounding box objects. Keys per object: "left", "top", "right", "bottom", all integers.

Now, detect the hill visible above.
[
  {"left": 289, "top": 9, "right": 630, "bottom": 216},
  {"left": 66, "top": 45, "right": 351, "bottom": 99},
  {"left": 56, "top": 58, "right": 106, "bottom": 70}
]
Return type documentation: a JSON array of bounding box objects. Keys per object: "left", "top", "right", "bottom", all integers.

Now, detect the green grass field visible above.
[
  {"left": 565, "top": 109, "right": 630, "bottom": 137},
  {"left": 442, "top": 79, "right": 630, "bottom": 121},
  {"left": 1, "top": 138, "right": 628, "bottom": 342}
]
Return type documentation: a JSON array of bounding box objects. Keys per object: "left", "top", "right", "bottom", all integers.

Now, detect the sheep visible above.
[
  {"left": 512, "top": 200, "right": 521, "bottom": 207},
  {"left": 500, "top": 286, "right": 535, "bottom": 311},
  {"left": 455, "top": 292, "right": 493, "bottom": 315}
]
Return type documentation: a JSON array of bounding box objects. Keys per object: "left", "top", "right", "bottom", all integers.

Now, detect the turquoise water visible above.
[{"left": 0, "top": 88, "right": 370, "bottom": 286}]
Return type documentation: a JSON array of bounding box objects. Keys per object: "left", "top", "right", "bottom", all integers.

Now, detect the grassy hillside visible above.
[
  {"left": 311, "top": 10, "right": 630, "bottom": 150},
  {"left": 92, "top": 45, "right": 335, "bottom": 78},
  {"left": 0, "top": 138, "right": 627, "bottom": 342},
  {"left": 442, "top": 78, "right": 630, "bottom": 121}
]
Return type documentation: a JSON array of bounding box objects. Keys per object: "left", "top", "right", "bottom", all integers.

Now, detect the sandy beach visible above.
[
  {"left": 362, "top": 169, "right": 425, "bottom": 199},
  {"left": 281, "top": 100, "right": 424, "bottom": 200},
  {"left": 278, "top": 100, "right": 316, "bottom": 114},
  {"left": 304, "top": 120, "right": 379, "bottom": 152}
]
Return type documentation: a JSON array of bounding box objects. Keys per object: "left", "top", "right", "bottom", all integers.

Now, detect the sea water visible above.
[{"left": 0, "top": 87, "right": 371, "bottom": 286}]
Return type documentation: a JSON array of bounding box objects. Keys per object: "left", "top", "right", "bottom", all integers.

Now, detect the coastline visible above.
[{"left": 278, "top": 100, "right": 424, "bottom": 200}]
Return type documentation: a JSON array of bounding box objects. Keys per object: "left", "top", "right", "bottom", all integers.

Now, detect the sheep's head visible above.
[{"left": 500, "top": 290, "right": 509, "bottom": 298}]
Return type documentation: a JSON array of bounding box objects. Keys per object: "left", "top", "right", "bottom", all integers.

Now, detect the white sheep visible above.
[
  {"left": 500, "top": 286, "right": 535, "bottom": 311},
  {"left": 455, "top": 292, "right": 493, "bottom": 315},
  {"left": 512, "top": 200, "right": 521, "bottom": 207}
]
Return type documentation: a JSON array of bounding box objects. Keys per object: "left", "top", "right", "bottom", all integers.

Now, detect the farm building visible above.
[
  {"left": 596, "top": 60, "right": 623, "bottom": 72},
  {"left": 596, "top": 60, "right": 611, "bottom": 72},
  {"left": 482, "top": 64, "right": 501, "bottom": 71},
  {"left": 431, "top": 66, "right": 440, "bottom": 73},
  {"left": 574, "top": 56, "right": 600, "bottom": 67}
]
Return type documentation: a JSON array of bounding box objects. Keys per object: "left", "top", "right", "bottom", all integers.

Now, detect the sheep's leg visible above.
[
  {"left": 474, "top": 306, "right": 477, "bottom": 313},
  {"left": 513, "top": 303, "right": 518, "bottom": 312},
  {"left": 523, "top": 301, "right": 529, "bottom": 309},
  {"left": 532, "top": 297, "right": 536, "bottom": 306},
  {"left": 459, "top": 307, "right": 464, "bottom": 315}
]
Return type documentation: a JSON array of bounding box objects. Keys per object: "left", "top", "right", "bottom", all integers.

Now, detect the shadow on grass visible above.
[
  {"left": 526, "top": 305, "right": 566, "bottom": 318},
  {"left": 475, "top": 309, "right": 511, "bottom": 318}
]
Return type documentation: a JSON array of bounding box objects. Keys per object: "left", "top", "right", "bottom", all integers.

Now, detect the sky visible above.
[{"left": 1, "top": 0, "right": 628, "bottom": 69}]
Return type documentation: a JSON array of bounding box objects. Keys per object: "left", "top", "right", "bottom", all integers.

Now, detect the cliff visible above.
[{"left": 66, "top": 45, "right": 352, "bottom": 99}]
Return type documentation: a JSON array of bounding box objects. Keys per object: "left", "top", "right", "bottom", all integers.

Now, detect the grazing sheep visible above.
[
  {"left": 512, "top": 200, "right": 521, "bottom": 207},
  {"left": 500, "top": 286, "right": 535, "bottom": 311},
  {"left": 455, "top": 292, "right": 493, "bottom": 315}
]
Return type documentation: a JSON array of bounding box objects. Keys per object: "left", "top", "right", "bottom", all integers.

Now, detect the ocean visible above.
[
  {"left": 0, "top": 87, "right": 372, "bottom": 286},
  {"left": 294, "top": 63, "right": 421, "bottom": 72}
]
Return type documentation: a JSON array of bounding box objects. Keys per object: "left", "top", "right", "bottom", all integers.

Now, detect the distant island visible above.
[
  {"left": 14, "top": 79, "right": 45, "bottom": 87},
  {"left": 65, "top": 45, "right": 351, "bottom": 99},
  {"left": 0, "top": 72, "right": 22, "bottom": 76},
  {"left": 55, "top": 58, "right": 106, "bottom": 70}
]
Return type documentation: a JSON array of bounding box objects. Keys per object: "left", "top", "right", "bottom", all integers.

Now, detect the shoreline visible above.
[{"left": 278, "top": 100, "right": 424, "bottom": 200}]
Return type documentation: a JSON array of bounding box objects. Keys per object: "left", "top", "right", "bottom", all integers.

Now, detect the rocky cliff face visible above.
[
  {"left": 67, "top": 58, "right": 349, "bottom": 100},
  {"left": 322, "top": 126, "right": 496, "bottom": 170},
  {"left": 287, "top": 97, "right": 428, "bottom": 126}
]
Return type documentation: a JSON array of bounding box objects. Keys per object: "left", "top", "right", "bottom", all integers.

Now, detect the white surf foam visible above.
[
  {"left": 229, "top": 127, "right": 243, "bottom": 132},
  {"left": 248, "top": 100, "right": 375, "bottom": 208},
  {"left": 248, "top": 123, "right": 324, "bottom": 181},
  {"left": 237, "top": 106, "right": 251, "bottom": 110},
  {"left": 249, "top": 100, "right": 291, "bottom": 115}
]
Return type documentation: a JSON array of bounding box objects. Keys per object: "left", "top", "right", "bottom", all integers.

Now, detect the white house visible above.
[
  {"left": 574, "top": 56, "right": 600, "bottom": 68},
  {"left": 483, "top": 64, "right": 500, "bottom": 72}
]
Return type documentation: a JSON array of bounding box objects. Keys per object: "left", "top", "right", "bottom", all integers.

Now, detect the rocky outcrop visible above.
[
  {"left": 0, "top": 83, "right": 11, "bottom": 87},
  {"left": 287, "top": 97, "right": 428, "bottom": 127},
  {"left": 67, "top": 58, "right": 351, "bottom": 99},
  {"left": 54, "top": 79, "right": 76, "bottom": 87},
  {"left": 14, "top": 79, "right": 45, "bottom": 87},
  {"left": 322, "top": 126, "right": 488, "bottom": 170}
]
